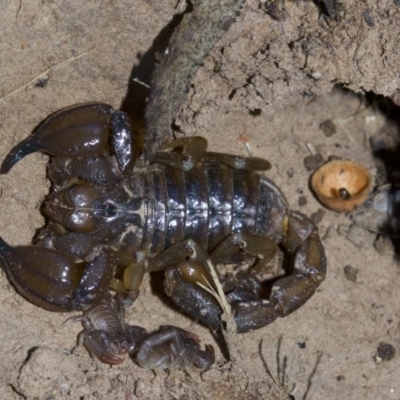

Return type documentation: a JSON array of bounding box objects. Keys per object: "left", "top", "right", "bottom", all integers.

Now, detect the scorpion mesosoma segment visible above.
[{"left": 0, "top": 103, "right": 327, "bottom": 370}]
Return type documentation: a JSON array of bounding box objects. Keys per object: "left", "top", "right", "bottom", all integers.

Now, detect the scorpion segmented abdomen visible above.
[
  {"left": 140, "top": 160, "right": 289, "bottom": 255},
  {"left": 182, "top": 164, "right": 209, "bottom": 247}
]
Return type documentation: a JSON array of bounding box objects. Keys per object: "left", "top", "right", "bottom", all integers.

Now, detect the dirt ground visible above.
[{"left": 1, "top": 1, "right": 400, "bottom": 399}]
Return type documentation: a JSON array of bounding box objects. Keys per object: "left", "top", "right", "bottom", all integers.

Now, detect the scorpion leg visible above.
[
  {"left": 0, "top": 103, "right": 140, "bottom": 175},
  {"left": 148, "top": 220, "right": 325, "bottom": 334},
  {"left": 210, "top": 232, "right": 278, "bottom": 271},
  {"left": 234, "top": 211, "right": 327, "bottom": 333},
  {"left": 109, "top": 259, "right": 145, "bottom": 302},
  {"left": 0, "top": 236, "right": 115, "bottom": 311},
  {"left": 203, "top": 152, "right": 271, "bottom": 171},
  {"left": 147, "top": 237, "right": 277, "bottom": 331},
  {"left": 151, "top": 136, "right": 207, "bottom": 171},
  {"left": 151, "top": 137, "right": 271, "bottom": 172},
  {"left": 137, "top": 326, "right": 215, "bottom": 371},
  {"left": 148, "top": 239, "right": 229, "bottom": 331},
  {"left": 277, "top": 210, "right": 327, "bottom": 312},
  {"left": 154, "top": 234, "right": 278, "bottom": 328}
]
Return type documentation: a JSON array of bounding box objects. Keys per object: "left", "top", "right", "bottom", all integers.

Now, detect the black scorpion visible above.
[{"left": 0, "top": 102, "right": 327, "bottom": 370}]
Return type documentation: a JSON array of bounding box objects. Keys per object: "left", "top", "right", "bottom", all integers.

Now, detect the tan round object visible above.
[{"left": 311, "top": 160, "right": 372, "bottom": 213}]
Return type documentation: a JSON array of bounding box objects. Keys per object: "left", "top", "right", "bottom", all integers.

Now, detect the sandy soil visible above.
[{"left": 1, "top": 1, "right": 400, "bottom": 399}]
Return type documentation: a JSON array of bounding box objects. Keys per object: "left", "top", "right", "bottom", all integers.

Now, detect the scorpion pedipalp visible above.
[
  {"left": 0, "top": 236, "right": 115, "bottom": 311},
  {"left": 1, "top": 103, "right": 114, "bottom": 174},
  {"left": 0, "top": 103, "right": 138, "bottom": 176}
]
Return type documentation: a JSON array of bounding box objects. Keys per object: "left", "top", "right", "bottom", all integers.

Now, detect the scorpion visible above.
[
  {"left": 0, "top": 102, "right": 327, "bottom": 370},
  {"left": 79, "top": 292, "right": 215, "bottom": 369}
]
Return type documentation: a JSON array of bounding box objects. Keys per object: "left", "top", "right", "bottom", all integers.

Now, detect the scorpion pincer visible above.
[{"left": 0, "top": 102, "right": 327, "bottom": 370}]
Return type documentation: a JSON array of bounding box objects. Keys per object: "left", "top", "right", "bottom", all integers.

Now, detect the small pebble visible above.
[
  {"left": 135, "top": 378, "right": 146, "bottom": 397},
  {"left": 287, "top": 168, "right": 294, "bottom": 178},
  {"left": 337, "top": 224, "right": 350, "bottom": 236},
  {"left": 343, "top": 265, "right": 359, "bottom": 282},
  {"left": 310, "top": 209, "right": 325, "bottom": 224},
  {"left": 374, "top": 235, "right": 395, "bottom": 257},
  {"left": 319, "top": 119, "right": 336, "bottom": 137},
  {"left": 298, "top": 196, "right": 307, "bottom": 206},
  {"left": 262, "top": 0, "right": 288, "bottom": 21},
  {"left": 35, "top": 75, "right": 50, "bottom": 87},
  {"left": 376, "top": 343, "right": 396, "bottom": 362},
  {"left": 346, "top": 224, "right": 376, "bottom": 248},
  {"left": 362, "top": 9, "right": 375, "bottom": 26},
  {"left": 303, "top": 153, "right": 324, "bottom": 171}
]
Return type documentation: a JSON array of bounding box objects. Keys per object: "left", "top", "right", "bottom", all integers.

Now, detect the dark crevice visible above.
[
  {"left": 365, "top": 92, "right": 400, "bottom": 255},
  {"left": 312, "top": 0, "right": 340, "bottom": 21},
  {"left": 8, "top": 384, "right": 26, "bottom": 399},
  {"left": 246, "top": 74, "right": 255, "bottom": 85},
  {"left": 22, "top": 346, "right": 38, "bottom": 368},
  {"left": 340, "top": 85, "right": 400, "bottom": 256}
]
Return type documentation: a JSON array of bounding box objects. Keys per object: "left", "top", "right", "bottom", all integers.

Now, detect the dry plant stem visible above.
[{"left": 145, "top": 0, "right": 246, "bottom": 158}]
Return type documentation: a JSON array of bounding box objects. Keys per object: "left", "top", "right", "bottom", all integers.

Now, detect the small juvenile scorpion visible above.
[
  {"left": 0, "top": 103, "right": 327, "bottom": 370},
  {"left": 80, "top": 292, "right": 215, "bottom": 369}
]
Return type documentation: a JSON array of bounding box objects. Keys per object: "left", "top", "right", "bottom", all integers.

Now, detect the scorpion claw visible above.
[
  {"left": 0, "top": 103, "right": 139, "bottom": 175},
  {"left": 0, "top": 236, "right": 77, "bottom": 311},
  {"left": 1, "top": 103, "right": 114, "bottom": 174},
  {"left": 81, "top": 330, "right": 126, "bottom": 365},
  {"left": 0, "top": 236, "right": 115, "bottom": 311},
  {"left": 0, "top": 137, "right": 40, "bottom": 174}
]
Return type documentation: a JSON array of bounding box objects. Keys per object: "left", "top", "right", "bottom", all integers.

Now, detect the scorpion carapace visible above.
[{"left": 0, "top": 102, "right": 327, "bottom": 370}]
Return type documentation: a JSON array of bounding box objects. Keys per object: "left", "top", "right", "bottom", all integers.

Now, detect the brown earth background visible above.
[{"left": 1, "top": 1, "right": 400, "bottom": 399}]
